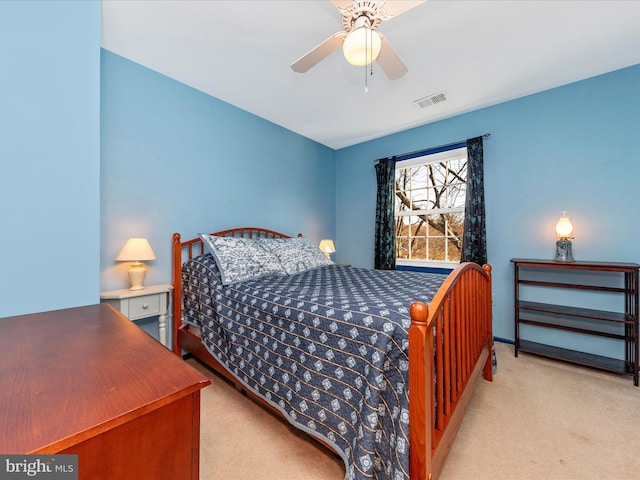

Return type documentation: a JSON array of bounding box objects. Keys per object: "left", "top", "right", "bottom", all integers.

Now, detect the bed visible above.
[{"left": 171, "top": 227, "right": 493, "bottom": 480}]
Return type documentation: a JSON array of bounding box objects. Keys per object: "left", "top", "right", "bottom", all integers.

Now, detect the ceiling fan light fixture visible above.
[{"left": 342, "top": 26, "right": 381, "bottom": 67}]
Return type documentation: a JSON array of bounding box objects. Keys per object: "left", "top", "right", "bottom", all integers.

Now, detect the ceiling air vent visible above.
[{"left": 414, "top": 91, "right": 447, "bottom": 109}]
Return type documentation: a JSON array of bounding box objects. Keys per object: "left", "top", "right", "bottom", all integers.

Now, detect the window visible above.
[{"left": 395, "top": 146, "right": 467, "bottom": 268}]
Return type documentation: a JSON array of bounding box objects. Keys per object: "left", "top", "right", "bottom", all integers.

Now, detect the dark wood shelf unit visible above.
[{"left": 511, "top": 258, "right": 640, "bottom": 386}]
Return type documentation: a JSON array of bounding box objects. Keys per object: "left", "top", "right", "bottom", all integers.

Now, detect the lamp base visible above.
[
  {"left": 554, "top": 239, "right": 575, "bottom": 262},
  {"left": 128, "top": 262, "right": 147, "bottom": 290}
]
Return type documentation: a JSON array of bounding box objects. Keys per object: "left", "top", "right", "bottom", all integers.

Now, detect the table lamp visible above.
[
  {"left": 554, "top": 212, "right": 575, "bottom": 262},
  {"left": 319, "top": 239, "right": 335, "bottom": 260},
  {"left": 115, "top": 238, "right": 156, "bottom": 290}
]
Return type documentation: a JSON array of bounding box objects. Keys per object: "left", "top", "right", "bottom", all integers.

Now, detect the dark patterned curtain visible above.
[
  {"left": 461, "top": 136, "right": 487, "bottom": 265},
  {"left": 374, "top": 157, "right": 396, "bottom": 270}
]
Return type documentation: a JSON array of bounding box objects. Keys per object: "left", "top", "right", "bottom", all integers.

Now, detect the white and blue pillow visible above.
[
  {"left": 259, "top": 237, "right": 333, "bottom": 275},
  {"left": 200, "top": 234, "right": 287, "bottom": 286}
]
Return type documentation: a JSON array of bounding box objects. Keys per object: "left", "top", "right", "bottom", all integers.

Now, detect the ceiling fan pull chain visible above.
[
  {"left": 364, "top": 26, "right": 369, "bottom": 94},
  {"left": 364, "top": 45, "right": 372, "bottom": 93}
]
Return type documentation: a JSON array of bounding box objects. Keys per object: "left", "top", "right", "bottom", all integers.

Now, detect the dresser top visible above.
[{"left": 0, "top": 304, "right": 209, "bottom": 453}]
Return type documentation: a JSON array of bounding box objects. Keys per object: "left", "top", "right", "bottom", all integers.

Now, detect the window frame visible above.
[{"left": 394, "top": 145, "right": 468, "bottom": 270}]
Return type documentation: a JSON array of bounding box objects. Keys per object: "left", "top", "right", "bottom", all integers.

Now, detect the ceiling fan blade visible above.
[
  {"left": 376, "top": 35, "right": 408, "bottom": 80},
  {"left": 381, "top": 0, "right": 427, "bottom": 18},
  {"left": 291, "top": 32, "right": 346, "bottom": 73}
]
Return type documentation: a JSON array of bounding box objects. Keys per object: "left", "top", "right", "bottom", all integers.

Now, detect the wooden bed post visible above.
[
  {"left": 409, "top": 301, "right": 432, "bottom": 480},
  {"left": 482, "top": 264, "right": 494, "bottom": 382},
  {"left": 172, "top": 232, "right": 183, "bottom": 355}
]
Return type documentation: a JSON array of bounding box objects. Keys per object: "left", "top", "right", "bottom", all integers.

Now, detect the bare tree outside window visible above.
[{"left": 395, "top": 149, "right": 467, "bottom": 265}]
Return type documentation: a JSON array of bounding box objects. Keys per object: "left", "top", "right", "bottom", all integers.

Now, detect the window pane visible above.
[
  {"left": 428, "top": 237, "right": 445, "bottom": 261},
  {"left": 411, "top": 237, "right": 426, "bottom": 260},
  {"left": 397, "top": 236, "right": 409, "bottom": 259},
  {"left": 411, "top": 187, "right": 429, "bottom": 210},
  {"left": 447, "top": 212, "right": 464, "bottom": 237},
  {"left": 426, "top": 213, "right": 445, "bottom": 236},
  {"left": 408, "top": 217, "right": 422, "bottom": 235},
  {"left": 445, "top": 212, "right": 463, "bottom": 261}
]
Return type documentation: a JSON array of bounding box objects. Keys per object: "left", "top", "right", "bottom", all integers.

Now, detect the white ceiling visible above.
[{"left": 101, "top": 0, "right": 640, "bottom": 150}]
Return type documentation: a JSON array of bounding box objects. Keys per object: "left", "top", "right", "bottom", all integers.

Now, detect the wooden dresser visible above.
[{"left": 0, "top": 304, "right": 211, "bottom": 479}]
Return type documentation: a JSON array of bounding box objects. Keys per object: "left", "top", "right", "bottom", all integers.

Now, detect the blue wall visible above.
[
  {"left": 335, "top": 64, "right": 640, "bottom": 356},
  {"left": 2, "top": 0, "right": 638, "bottom": 364},
  {"left": 100, "top": 51, "right": 336, "bottom": 291},
  {"left": 0, "top": 1, "right": 101, "bottom": 317}
]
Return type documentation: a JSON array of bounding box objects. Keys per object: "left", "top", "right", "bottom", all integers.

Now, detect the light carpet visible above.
[{"left": 189, "top": 342, "right": 640, "bottom": 480}]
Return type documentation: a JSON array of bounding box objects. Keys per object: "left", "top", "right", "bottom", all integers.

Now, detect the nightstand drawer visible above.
[{"left": 128, "top": 295, "right": 161, "bottom": 320}]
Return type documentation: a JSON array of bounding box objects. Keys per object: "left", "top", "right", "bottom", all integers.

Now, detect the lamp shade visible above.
[
  {"left": 343, "top": 26, "right": 382, "bottom": 66},
  {"left": 555, "top": 212, "right": 573, "bottom": 239},
  {"left": 319, "top": 239, "right": 336, "bottom": 255},
  {"left": 115, "top": 238, "right": 156, "bottom": 262}
]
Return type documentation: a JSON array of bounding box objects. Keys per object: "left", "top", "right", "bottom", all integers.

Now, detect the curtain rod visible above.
[
  {"left": 377, "top": 133, "right": 491, "bottom": 163},
  {"left": 430, "top": 132, "right": 491, "bottom": 152}
]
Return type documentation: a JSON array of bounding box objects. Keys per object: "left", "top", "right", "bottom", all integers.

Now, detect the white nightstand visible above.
[{"left": 100, "top": 284, "right": 173, "bottom": 348}]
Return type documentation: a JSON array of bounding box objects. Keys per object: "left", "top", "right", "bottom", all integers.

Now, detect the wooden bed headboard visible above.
[{"left": 171, "top": 227, "right": 298, "bottom": 353}]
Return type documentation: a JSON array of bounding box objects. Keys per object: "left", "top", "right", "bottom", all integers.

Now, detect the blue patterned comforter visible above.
[{"left": 182, "top": 255, "right": 447, "bottom": 480}]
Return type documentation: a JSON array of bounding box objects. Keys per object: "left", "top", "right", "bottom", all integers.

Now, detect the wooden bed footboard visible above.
[
  {"left": 171, "top": 230, "right": 492, "bottom": 480},
  {"left": 409, "top": 263, "right": 493, "bottom": 480}
]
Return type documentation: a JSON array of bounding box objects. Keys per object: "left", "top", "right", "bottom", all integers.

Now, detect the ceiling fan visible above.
[{"left": 291, "top": 0, "right": 426, "bottom": 80}]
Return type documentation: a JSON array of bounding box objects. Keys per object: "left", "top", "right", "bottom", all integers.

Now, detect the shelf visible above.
[
  {"left": 518, "top": 315, "right": 626, "bottom": 340},
  {"left": 510, "top": 258, "right": 640, "bottom": 273},
  {"left": 517, "top": 301, "right": 632, "bottom": 324},
  {"left": 518, "top": 340, "right": 635, "bottom": 377},
  {"left": 512, "top": 258, "right": 639, "bottom": 386},
  {"left": 517, "top": 279, "right": 626, "bottom": 294}
]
